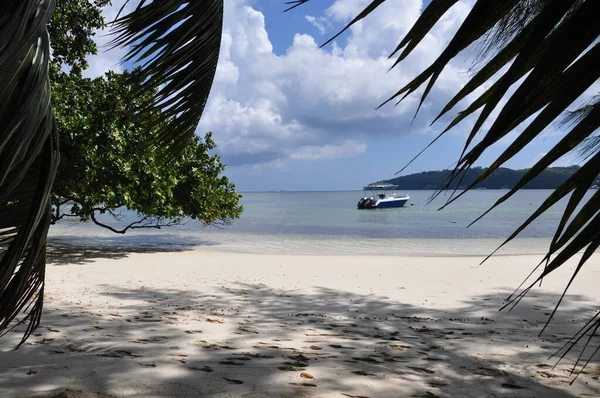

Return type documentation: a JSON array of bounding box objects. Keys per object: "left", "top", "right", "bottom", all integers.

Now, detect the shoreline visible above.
[
  {"left": 2, "top": 249, "right": 599, "bottom": 397},
  {"left": 47, "top": 235, "right": 557, "bottom": 258}
]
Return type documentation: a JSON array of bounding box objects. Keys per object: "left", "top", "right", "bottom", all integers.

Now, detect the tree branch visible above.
[{"left": 88, "top": 212, "right": 181, "bottom": 234}]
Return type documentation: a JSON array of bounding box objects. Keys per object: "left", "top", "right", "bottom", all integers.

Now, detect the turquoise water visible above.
[{"left": 49, "top": 190, "right": 591, "bottom": 256}]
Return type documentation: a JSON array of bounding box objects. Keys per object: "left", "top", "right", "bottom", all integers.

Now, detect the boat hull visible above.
[{"left": 375, "top": 198, "right": 408, "bottom": 208}]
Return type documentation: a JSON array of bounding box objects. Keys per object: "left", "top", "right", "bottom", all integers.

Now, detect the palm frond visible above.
[
  {"left": 0, "top": 0, "right": 58, "bottom": 346},
  {"left": 293, "top": 0, "right": 600, "bottom": 368},
  {"left": 110, "top": 0, "right": 224, "bottom": 154}
]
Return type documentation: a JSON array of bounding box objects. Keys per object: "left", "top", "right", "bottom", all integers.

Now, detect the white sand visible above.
[{"left": 1, "top": 247, "right": 600, "bottom": 397}]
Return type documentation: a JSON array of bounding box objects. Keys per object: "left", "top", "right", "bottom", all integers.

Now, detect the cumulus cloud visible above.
[
  {"left": 199, "top": 0, "right": 475, "bottom": 168},
  {"left": 79, "top": 0, "right": 477, "bottom": 168}
]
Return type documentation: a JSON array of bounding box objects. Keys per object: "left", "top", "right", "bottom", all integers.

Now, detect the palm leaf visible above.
[
  {"left": 109, "top": 0, "right": 223, "bottom": 154},
  {"left": 0, "top": 0, "right": 58, "bottom": 346},
  {"left": 1, "top": 0, "right": 226, "bottom": 346},
  {"left": 294, "top": 0, "right": 600, "bottom": 367}
]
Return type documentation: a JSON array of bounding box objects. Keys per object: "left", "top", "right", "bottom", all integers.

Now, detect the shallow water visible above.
[{"left": 49, "top": 190, "right": 591, "bottom": 256}]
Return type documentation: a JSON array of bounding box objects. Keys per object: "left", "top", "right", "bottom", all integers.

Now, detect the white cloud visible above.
[
  {"left": 76, "top": 0, "right": 479, "bottom": 168},
  {"left": 305, "top": 15, "right": 330, "bottom": 35},
  {"left": 199, "top": 0, "right": 476, "bottom": 168}
]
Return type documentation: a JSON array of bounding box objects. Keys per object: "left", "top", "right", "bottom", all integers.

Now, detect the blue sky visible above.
[{"left": 89, "top": 0, "right": 581, "bottom": 192}]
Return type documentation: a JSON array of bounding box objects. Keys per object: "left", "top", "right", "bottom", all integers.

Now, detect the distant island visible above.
[{"left": 365, "top": 166, "right": 600, "bottom": 190}]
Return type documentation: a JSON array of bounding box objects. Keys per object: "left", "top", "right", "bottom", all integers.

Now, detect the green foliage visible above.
[
  {"left": 1, "top": 0, "right": 228, "bottom": 345},
  {"left": 49, "top": 1, "right": 241, "bottom": 232},
  {"left": 379, "top": 166, "right": 596, "bottom": 190},
  {"left": 50, "top": 72, "right": 242, "bottom": 231},
  {"left": 48, "top": 0, "right": 110, "bottom": 76}
]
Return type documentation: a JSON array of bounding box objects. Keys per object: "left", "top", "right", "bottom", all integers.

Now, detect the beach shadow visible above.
[
  {"left": 47, "top": 235, "right": 219, "bottom": 265},
  {"left": 1, "top": 282, "right": 599, "bottom": 397}
]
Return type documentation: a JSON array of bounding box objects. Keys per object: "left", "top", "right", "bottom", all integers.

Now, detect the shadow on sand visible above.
[
  {"left": 47, "top": 235, "right": 219, "bottom": 266},
  {"left": 1, "top": 280, "right": 599, "bottom": 397}
]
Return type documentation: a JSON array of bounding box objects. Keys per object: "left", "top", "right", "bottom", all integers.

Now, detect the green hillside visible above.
[{"left": 374, "top": 166, "right": 599, "bottom": 190}]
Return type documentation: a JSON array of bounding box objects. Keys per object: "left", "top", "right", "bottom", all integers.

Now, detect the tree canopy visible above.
[
  {"left": 49, "top": 1, "right": 242, "bottom": 232},
  {"left": 0, "top": 0, "right": 226, "bottom": 344}
]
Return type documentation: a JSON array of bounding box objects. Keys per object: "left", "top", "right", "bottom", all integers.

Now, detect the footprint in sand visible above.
[
  {"left": 205, "top": 318, "right": 225, "bottom": 324},
  {"left": 185, "top": 330, "right": 203, "bottom": 334},
  {"left": 99, "top": 350, "right": 142, "bottom": 358},
  {"left": 352, "top": 356, "right": 381, "bottom": 364},
  {"left": 424, "top": 357, "right": 445, "bottom": 362},
  {"left": 188, "top": 365, "right": 213, "bottom": 372},
  {"left": 282, "top": 356, "right": 309, "bottom": 368},
  {"left": 351, "top": 370, "right": 375, "bottom": 376},
  {"left": 469, "top": 367, "right": 506, "bottom": 378},
  {"left": 501, "top": 383, "right": 527, "bottom": 390},
  {"left": 329, "top": 344, "right": 355, "bottom": 350},
  {"left": 33, "top": 338, "right": 55, "bottom": 345},
  {"left": 234, "top": 353, "right": 275, "bottom": 359},
  {"left": 137, "top": 362, "right": 157, "bottom": 367},
  {"left": 223, "top": 377, "right": 244, "bottom": 385},
  {"left": 388, "top": 344, "right": 411, "bottom": 351},
  {"left": 411, "top": 392, "right": 440, "bottom": 398},
  {"left": 308, "top": 345, "right": 322, "bottom": 350},
  {"left": 428, "top": 381, "right": 449, "bottom": 388},
  {"left": 236, "top": 327, "right": 259, "bottom": 334},
  {"left": 202, "top": 343, "right": 236, "bottom": 350},
  {"left": 536, "top": 371, "right": 562, "bottom": 379},
  {"left": 218, "top": 360, "right": 246, "bottom": 366},
  {"left": 133, "top": 336, "right": 168, "bottom": 344},
  {"left": 341, "top": 394, "right": 371, "bottom": 398},
  {"left": 407, "top": 366, "right": 435, "bottom": 375}
]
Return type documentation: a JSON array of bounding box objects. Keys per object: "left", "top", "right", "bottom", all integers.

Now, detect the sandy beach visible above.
[{"left": 1, "top": 247, "right": 599, "bottom": 397}]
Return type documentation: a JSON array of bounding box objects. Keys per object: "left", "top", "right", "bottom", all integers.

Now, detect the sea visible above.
[{"left": 48, "top": 190, "right": 593, "bottom": 257}]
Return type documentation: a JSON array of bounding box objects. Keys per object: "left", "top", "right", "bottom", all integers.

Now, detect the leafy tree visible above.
[
  {"left": 48, "top": 1, "right": 241, "bottom": 232},
  {"left": 51, "top": 70, "right": 241, "bottom": 232},
  {"left": 0, "top": 0, "right": 224, "bottom": 343}
]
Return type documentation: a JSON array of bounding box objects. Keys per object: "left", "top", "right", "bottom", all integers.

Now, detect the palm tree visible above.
[{"left": 1, "top": 0, "right": 598, "bottom": 366}]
